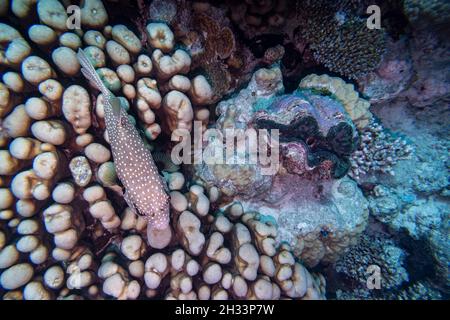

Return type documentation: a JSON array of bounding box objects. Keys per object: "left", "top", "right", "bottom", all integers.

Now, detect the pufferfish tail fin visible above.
[
  {"left": 77, "top": 48, "right": 109, "bottom": 96},
  {"left": 77, "top": 48, "right": 121, "bottom": 121}
]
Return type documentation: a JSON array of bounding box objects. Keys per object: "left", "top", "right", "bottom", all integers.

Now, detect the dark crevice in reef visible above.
[
  {"left": 281, "top": 42, "right": 305, "bottom": 92},
  {"left": 247, "top": 34, "right": 285, "bottom": 58},
  {"left": 396, "top": 230, "right": 439, "bottom": 284}
]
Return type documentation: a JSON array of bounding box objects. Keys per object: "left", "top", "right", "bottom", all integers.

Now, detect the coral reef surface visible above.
[{"left": 0, "top": 0, "right": 448, "bottom": 301}]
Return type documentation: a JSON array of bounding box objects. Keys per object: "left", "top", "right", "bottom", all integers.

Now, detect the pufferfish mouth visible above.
[{"left": 148, "top": 205, "right": 171, "bottom": 230}]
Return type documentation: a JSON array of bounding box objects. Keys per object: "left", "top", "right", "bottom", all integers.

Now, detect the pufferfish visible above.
[{"left": 77, "top": 48, "right": 170, "bottom": 230}]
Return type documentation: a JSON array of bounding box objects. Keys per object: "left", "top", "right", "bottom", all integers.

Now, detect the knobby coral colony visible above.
[{"left": 0, "top": 0, "right": 448, "bottom": 301}]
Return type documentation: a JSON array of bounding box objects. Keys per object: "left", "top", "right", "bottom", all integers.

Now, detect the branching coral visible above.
[
  {"left": 333, "top": 232, "right": 444, "bottom": 300},
  {"left": 350, "top": 119, "right": 413, "bottom": 180},
  {"left": 335, "top": 233, "right": 409, "bottom": 295},
  {"left": 297, "top": 0, "right": 386, "bottom": 79}
]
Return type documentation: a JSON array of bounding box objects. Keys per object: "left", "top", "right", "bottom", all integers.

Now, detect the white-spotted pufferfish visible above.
[{"left": 77, "top": 49, "right": 170, "bottom": 230}]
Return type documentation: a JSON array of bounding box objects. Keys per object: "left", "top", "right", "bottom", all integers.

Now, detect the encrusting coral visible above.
[
  {"left": 298, "top": 74, "right": 373, "bottom": 129},
  {"left": 357, "top": 23, "right": 450, "bottom": 110}
]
